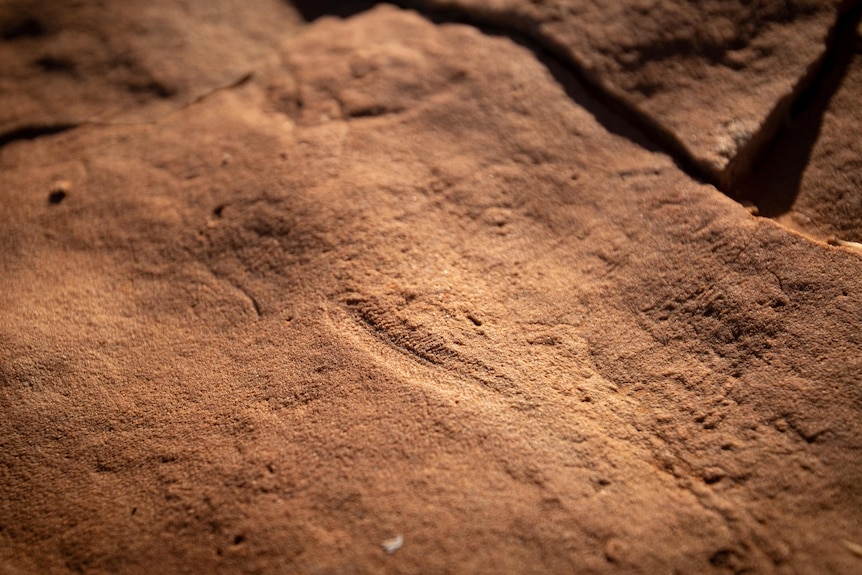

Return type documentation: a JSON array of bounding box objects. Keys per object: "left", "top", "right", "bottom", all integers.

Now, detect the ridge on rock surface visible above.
[{"left": 0, "top": 3, "right": 861, "bottom": 575}]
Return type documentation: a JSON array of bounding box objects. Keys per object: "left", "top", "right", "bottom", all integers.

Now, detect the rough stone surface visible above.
[
  {"left": 1, "top": 3, "right": 861, "bottom": 575},
  {"left": 738, "top": 19, "right": 862, "bottom": 243},
  {"left": 0, "top": 0, "right": 302, "bottom": 133},
  {"left": 409, "top": 0, "right": 845, "bottom": 187}
]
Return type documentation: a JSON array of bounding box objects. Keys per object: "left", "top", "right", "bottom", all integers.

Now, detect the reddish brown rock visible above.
[
  {"left": 738, "top": 19, "right": 862, "bottom": 243},
  {"left": 1, "top": 4, "right": 861, "bottom": 575},
  {"left": 0, "top": 0, "right": 302, "bottom": 134},
  {"left": 409, "top": 0, "right": 847, "bottom": 188}
]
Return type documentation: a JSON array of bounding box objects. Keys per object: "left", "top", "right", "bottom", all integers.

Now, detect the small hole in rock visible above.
[
  {"left": 3, "top": 18, "right": 44, "bottom": 40},
  {"left": 233, "top": 535, "right": 245, "bottom": 545},
  {"left": 709, "top": 549, "right": 733, "bottom": 567},
  {"left": 35, "top": 56, "right": 75, "bottom": 74}
]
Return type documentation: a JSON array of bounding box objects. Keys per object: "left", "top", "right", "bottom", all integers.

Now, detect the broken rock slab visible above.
[
  {"left": 407, "top": 0, "right": 848, "bottom": 189},
  {"left": 1, "top": 4, "right": 861, "bottom": 575},
  {"left": 737, "top": 18, "right": 862, "bottom": 244}
]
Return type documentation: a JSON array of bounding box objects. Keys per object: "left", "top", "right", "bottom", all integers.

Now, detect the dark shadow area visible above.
[
  {"left": 290, "top": 0, "right": 379, "bottom": 21},
  {"left": 290, "top": 0, "right": 862, "bottom": 200},
  {"left": 733, "top": 3, "right": 862, "bottom": 216},
  {"left": 411, "top": 1, "right": 714, "bottom": 184},
  {"left": 541, "top": 51, "right": 722, "bottom": 185},
  {"left": 0, "top": 124, "right": 77, "bottom": 151},
  {"left": 1, "top": 16, "right": 45, "bottom": 40}
]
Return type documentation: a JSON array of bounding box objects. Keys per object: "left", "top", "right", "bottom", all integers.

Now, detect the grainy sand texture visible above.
[{"left": 1, "top": 2, "right": 861, "bottom": 574}]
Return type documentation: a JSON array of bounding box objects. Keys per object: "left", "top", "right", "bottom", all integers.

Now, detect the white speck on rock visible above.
[{"left": 382, "top": 534, "right": 404, "bottom": 555}]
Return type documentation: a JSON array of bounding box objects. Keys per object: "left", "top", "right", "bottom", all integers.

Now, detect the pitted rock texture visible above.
[
  {"left": 1, "top": 3, "right": 861, "bottom": 575},
  {"left": 408, "top": 0, "right": 847, "bottom": 187}
]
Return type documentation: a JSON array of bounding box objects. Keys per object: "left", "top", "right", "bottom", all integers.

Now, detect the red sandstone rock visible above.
[
  {"left": 1, "top": 4, "right": 860, "bottom": 575},
  {"left": 409, "top": 0, "right": 847, "bottom": 188},
  {"left": 0, "top": 0, "right": 301, "bottom": 132},
  {"left": 738, "top": 20, "right": 862, "bottom": 243}
]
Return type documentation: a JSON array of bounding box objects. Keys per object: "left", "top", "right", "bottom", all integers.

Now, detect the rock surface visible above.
[
  {"left": 1, "top": 3, "right": 861, "bottom": 575},
  {"left": 409, "top": 0, "right": 847, "bottom": 188},
  {"left": 738, "top": 18, "right": 862, "bottom": 243},
  {"left": 0, "top": 0, "right": 302, "bottom": 133}
]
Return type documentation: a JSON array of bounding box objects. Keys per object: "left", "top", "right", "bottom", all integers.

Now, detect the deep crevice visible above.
[
  {"left": 397, "top": 0, "right": 862, "bottom": 200},
  {"left": 391, "top": 0, "right": 716, "bottom": 186},
  {"left": 1, "top": 17, "right": 45, "bottom": 40},
  {"left": 0, "top": 124, "right": 78, "bottom": 150},
  {"left": 292, "top": 0, "right": 378, "bottom": 20},
  {"left": 721, "top": 0, "right": 862, "bottom": 195},
  {"left": 733, "top": 1, "right": 862, "bottom": 219},
  {"left": 291, "top": 0, "right": 703, "bottom": 182},
  {"left": 296, "top": 0, "right": 862, "bottom": 217},
  {"left": 5, "top": 2, "right": 857, "bottom": 229},
  {"left": 404, "top": 2, "right": 711, "bottom": 182}
]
